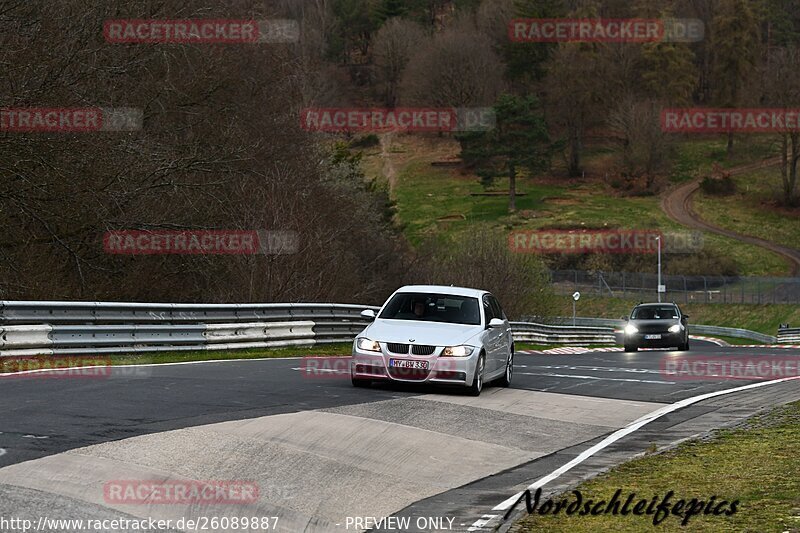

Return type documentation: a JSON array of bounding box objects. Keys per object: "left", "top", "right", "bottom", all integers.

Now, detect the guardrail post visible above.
[{"left": 703, "top": 276, "right": 708, "bottom": 303}]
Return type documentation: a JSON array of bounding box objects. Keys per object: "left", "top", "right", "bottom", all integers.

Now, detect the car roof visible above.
[
  {"left": 634, "top": 302, "right": 678, "bottom": 307},
  {"left": 394, "top": 285, "right": 487, "bottom": 298}
]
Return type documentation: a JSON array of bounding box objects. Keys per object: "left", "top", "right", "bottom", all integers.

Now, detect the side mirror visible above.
[
  {"left": 360, "top": 309, "right": 376, "bottom": 320},
  {"left": 683, "top": 314, "right": 689, "bottom": 320},
  {"left": 488, "top": 318, "right": 505, "bottom": 328}
]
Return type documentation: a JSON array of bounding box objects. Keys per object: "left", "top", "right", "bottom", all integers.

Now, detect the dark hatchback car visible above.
[{"left": 622, "top": 303, "right": 689, "bottom": 352}]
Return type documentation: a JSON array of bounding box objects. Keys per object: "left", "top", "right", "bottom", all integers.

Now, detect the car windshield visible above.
[
  {"left": 631, "top": 306, "right": 679, "bottom": 320},
  {"left": 378, "top": 292, "right": 481, "bottom": 325}
]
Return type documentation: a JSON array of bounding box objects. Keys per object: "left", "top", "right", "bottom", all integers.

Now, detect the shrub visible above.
[
  {"left": 407, "top": 231, "right": 556, "bottom": 319},
  {"left": 700, "top": 176, "right": 736, "bottom": 195},
  {"left": 350, "top": 134, "right": 380, "bottom": 149}
]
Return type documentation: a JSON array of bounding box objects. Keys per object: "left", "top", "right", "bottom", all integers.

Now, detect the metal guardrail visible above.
[
  {"left": 0, "top": 302, "right": 788, "bottom": 356},
  {"left": 0, "top": 302, "right": 618, "bottom": 356},
  {"left": 690, "top": 325, "right": 776, "bottom": 345},
  {"left": 778, "top": 327, "right": 800, "bottom": 344},
  {"left": 525, "top": 316, "right": 779, "bottom": 344},
  {"left": 509, "top": 321, "right": 615, "bottom": 345},
  {"left": 0, "top": 301, "right": 373, "bottom": 324},
  {"left": 0, "top": 301, "right": 380, "bottom": 357}
]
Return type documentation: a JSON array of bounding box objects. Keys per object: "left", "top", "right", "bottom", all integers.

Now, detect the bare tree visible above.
[
  {"left": 763, "top": 46, "right": 800, "bottom": 206},
  {"left": 372, "top": 18, "right": 428, "bottom": 107},
  {"left": 409, "top": 231, "right": 555, "bottom": 319},
  {"left": 476, "top": 0, "right": 514, "bottom": 50},
  {"left": 0, "top": 0, "right": 406, "bottom": 303},
  {"left": 608, "top": 97, "right": 671, "bottom": 190},
  {"left": 400, "top": 20, "right": 505, "bottom": 107},
  {"left": 543, "top": 42, "right": 608, "bottom": 177}
]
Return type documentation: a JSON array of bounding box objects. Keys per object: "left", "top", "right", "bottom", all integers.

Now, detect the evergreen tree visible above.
[
  {"left": 641, "top": 41, "right": 698, "bottom": 106},
  {"left": 456, "top": 94, "right": 551, "bottom": 212},
  {"left": 372, "top": 0, "right": 409, "bottom": 25},
  {"left": 503, "top": 0, "right": 566, "bottom": 84}
]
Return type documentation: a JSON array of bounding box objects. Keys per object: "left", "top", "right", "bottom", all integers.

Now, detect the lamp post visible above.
[{"left": 657, "top": 235, "right": 662, "bottom": 303}]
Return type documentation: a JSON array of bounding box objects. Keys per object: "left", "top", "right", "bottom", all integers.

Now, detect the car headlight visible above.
[
  {"left": 668, "top": 324, "right": 683, "bottom": 333},
  {"left": 356, "top": 337, "right": 381, "bottom": 352},
  {"left": 441, "top": 345, "right": 474, "bottom": 357},
  {"left": 624, "top": 324, "right": 639, "bottom": 335}
]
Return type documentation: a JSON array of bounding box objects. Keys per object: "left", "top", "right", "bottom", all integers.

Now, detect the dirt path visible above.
[
  {"left": 379, "top": 132, "right": 398, "bottom": 192},
  {"left": 660, "top": 156, "right": 800, "bottom": 276}
]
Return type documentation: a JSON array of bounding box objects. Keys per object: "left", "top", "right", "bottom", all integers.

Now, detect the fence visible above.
[{"left": 550, "top": 269, "right": 800, "bottom": 304}]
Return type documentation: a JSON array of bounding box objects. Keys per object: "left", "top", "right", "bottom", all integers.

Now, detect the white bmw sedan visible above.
[{"left": 351, "top": 285, "right": 514, "bottom": 395}]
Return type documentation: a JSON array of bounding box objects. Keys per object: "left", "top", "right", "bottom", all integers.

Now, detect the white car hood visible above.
[{"left": 363, "top": 319, "right": 482, "bottom": 346}]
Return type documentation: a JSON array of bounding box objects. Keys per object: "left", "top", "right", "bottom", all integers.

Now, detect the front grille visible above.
[
  {"left": 411, "top": 344, "right": 436, "bottom": 356},
  {"left": 387, "top": 343, "right": 410, "bottom": 354},
  {"left": 637, "top": 323, "right": 671, "bottom": 333}
]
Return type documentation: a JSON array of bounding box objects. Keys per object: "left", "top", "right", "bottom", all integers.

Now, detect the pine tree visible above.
[
  {"left": 641, "top": 41, "right": 698, "bottom": 106},
  {"left": 456, "top": 94, "right": 551, "bottom": 212}
]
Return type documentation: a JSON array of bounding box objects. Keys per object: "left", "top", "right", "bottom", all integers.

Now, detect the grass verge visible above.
[
  {"left": 377, "top": 135, "right": 790, "bottom": 276},
  {"left": 693, "top": 167, "right": 800, "bottom": 253},
  {"left": 514, "top": 400, "right": 800, "bottom": 532},
  {"left": 705, "top": 334, "right": 765, "bottom": 346}
]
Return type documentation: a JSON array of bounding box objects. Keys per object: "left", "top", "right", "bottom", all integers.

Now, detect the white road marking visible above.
[
  {"left": 0, "top": 448, "right": 5, "bottom": 458},
  {"left": 468, "top": 374, "right": 800, "bottom": 531},
  {"left": 517, "top": 372, "right": 674, "bottom": 385},
  {"left": 291, "top": 368, "right": 348, "bottom": 374},
  {"left": 530, "top": 365, "right": 662, "bottom": 375}
]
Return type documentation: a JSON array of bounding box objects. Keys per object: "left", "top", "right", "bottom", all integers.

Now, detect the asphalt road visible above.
[{"left": 0, "top": 340, "right": 798, "bottom": 532}]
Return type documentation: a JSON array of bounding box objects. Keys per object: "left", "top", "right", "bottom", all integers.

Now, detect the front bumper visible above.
[
  {"left": 351, "top": 343, "right": 478, "bottom": 386},
  {"left": 625, "top": 331, "right": 685, "bottom": 348}
]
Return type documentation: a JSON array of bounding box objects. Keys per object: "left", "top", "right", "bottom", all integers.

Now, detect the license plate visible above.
[
  {"left": 644, "top": 334, "right": 662, "bottom": 340},
  {"left": 389, "top": 359, "right": 429, "bottom": 370}
]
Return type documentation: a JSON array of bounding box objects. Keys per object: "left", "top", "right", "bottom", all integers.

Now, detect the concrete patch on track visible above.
[
  {"left": 0, "top": 389, "right": 663, "bottom": 532},
  {"left": 415, "top": 388, "right": 661, "bottom": 428}
]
